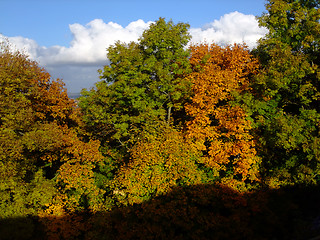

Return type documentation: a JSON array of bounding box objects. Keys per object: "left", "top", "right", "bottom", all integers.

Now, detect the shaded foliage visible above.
[
  {"left": 249, "top": 0, "right": 320, "bottom": 186},
  {"left": 1, "top": 183, "right": 320, "bottom": 240}
]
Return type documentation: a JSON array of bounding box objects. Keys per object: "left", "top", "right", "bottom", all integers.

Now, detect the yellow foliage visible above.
[{"left": 113, "top": 125, "right": 204, "bottom": 205}]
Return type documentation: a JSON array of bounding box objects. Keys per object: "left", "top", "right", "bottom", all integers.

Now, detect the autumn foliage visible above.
[
  {"left": 2, "top": 1, "right": 320, "bottom": 238},
  {"left": 112, "top": 125, "right": 203, "bottom": 205},
  {"left": 0, "top": 43, "right": 104, "bottom": 239},
  {"left": 185, "top": 43, "right": 260, "bottom": 188}
]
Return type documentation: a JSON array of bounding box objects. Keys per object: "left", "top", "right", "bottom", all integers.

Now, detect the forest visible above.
[{"left": 1, "top": 0, "right": 320, "bottom": 239}]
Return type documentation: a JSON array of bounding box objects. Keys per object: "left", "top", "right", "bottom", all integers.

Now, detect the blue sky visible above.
[{"left": 1, "top": 0, "right": 268, "bottom": 93}]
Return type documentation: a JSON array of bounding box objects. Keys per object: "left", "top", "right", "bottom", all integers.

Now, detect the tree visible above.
[
  {"left": 112, "top": 125, "right": 204, "bottom": 205},
  {"left": 79, "top": 18, "right": 192, "bottom": 156},
  {"left": 0, "top": 42, "right": 105, "bottom": 239},
  {"left": 250, "top": 0, "right": 320, "bottom": 187},
  {"left": 185, "top": 43, "right": 260, "bottom": 190},
  {"left": 258, "top": 0, "right": 320, "bottom": 57}
]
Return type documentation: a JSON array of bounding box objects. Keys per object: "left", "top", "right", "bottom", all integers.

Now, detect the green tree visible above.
[
  {"left": 259, "top": 0, "right": 320, "bottom": 56},
  {"left": 79, "top": 18, "right": 191, "bottom": 156},
  {"left": 249, "top": 0, "right": 320, "bottom": 187}
]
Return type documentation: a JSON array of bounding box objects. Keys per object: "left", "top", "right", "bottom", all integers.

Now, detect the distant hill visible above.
[{"left": 68, "top": 93, "right": 81, "bottom": 99}]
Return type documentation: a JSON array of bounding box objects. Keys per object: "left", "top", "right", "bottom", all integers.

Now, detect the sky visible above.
[{"left": 0, "top": 0, "right": 268, "bottom": 93}]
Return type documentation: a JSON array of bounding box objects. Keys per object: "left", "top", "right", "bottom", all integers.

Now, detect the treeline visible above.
[{"left": 1, "top": 0, "right": 320, "bottom": 239}]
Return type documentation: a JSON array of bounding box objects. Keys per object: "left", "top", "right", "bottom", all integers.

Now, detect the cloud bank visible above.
[
  {"left": 1, "top": 12, "right": 267, "bottom": 93},
  {"left": 2, "top": 19, "right": 152, "bottom": 66},
  {"left": 190, "top": 12, "right": 267, "bottom": 48}
]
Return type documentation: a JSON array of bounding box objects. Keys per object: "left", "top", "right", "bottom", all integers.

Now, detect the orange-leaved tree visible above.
[
  {"left": 185, "top": 43, "right": 260, "bottom": 190},
  {"left": 0, "top": 42, "right": 104, "bottom": 239}
]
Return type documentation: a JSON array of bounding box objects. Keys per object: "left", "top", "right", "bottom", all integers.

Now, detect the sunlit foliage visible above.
[
  {"left": 2, "top": 2, "right": 320, "bottom": 237},
  {"left": 112, "top": 125, "right": 204, "bottom": 205},
  {"left": 79, "top": 18, "right": 192, "bottom": 157},
  {"left": 0, "top": 42, "right": 104, "bottom": 239},
  {"left": 185, "top": 43, "right": 260, "bottom": 190}
]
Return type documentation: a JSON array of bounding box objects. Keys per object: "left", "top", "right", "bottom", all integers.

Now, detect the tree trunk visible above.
[{"left": 167, "top": 106, "right": 172, "bottom": 125}]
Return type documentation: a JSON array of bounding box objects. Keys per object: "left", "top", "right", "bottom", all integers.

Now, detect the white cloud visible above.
[
  {"left": 0, "top": 35, "right": 43, "bottom": 60},
  {"left": 1, "top": 13, "right": 267, "bottom": 93},
  {"left": 42, "top": 19, "right": 153, "bottom": 66},
  {"left": 189, "top": 11, "right": 267, "bottom": 48},
  {"left": 1, "top": 19, "right": 153, "bottom": 92},
  {"left": 1, "top": 19, "right": 152, "bottom": 66}
]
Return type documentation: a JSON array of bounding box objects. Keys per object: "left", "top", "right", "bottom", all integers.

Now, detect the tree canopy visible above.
[
  {"left": 0, "top": 43, "right": 105, "bottom": 239},
  {"left": 250, "top": 0, "right": 320, "bottom": 187},
  {"left": 79, "top": 18, "right": 192, "bottom": 156},
  {"left": 185, "top": 43, "right": 261, "bottom": 190},
  {"left": 2, "top": 2, "right": 320, "bottom": 238}
]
